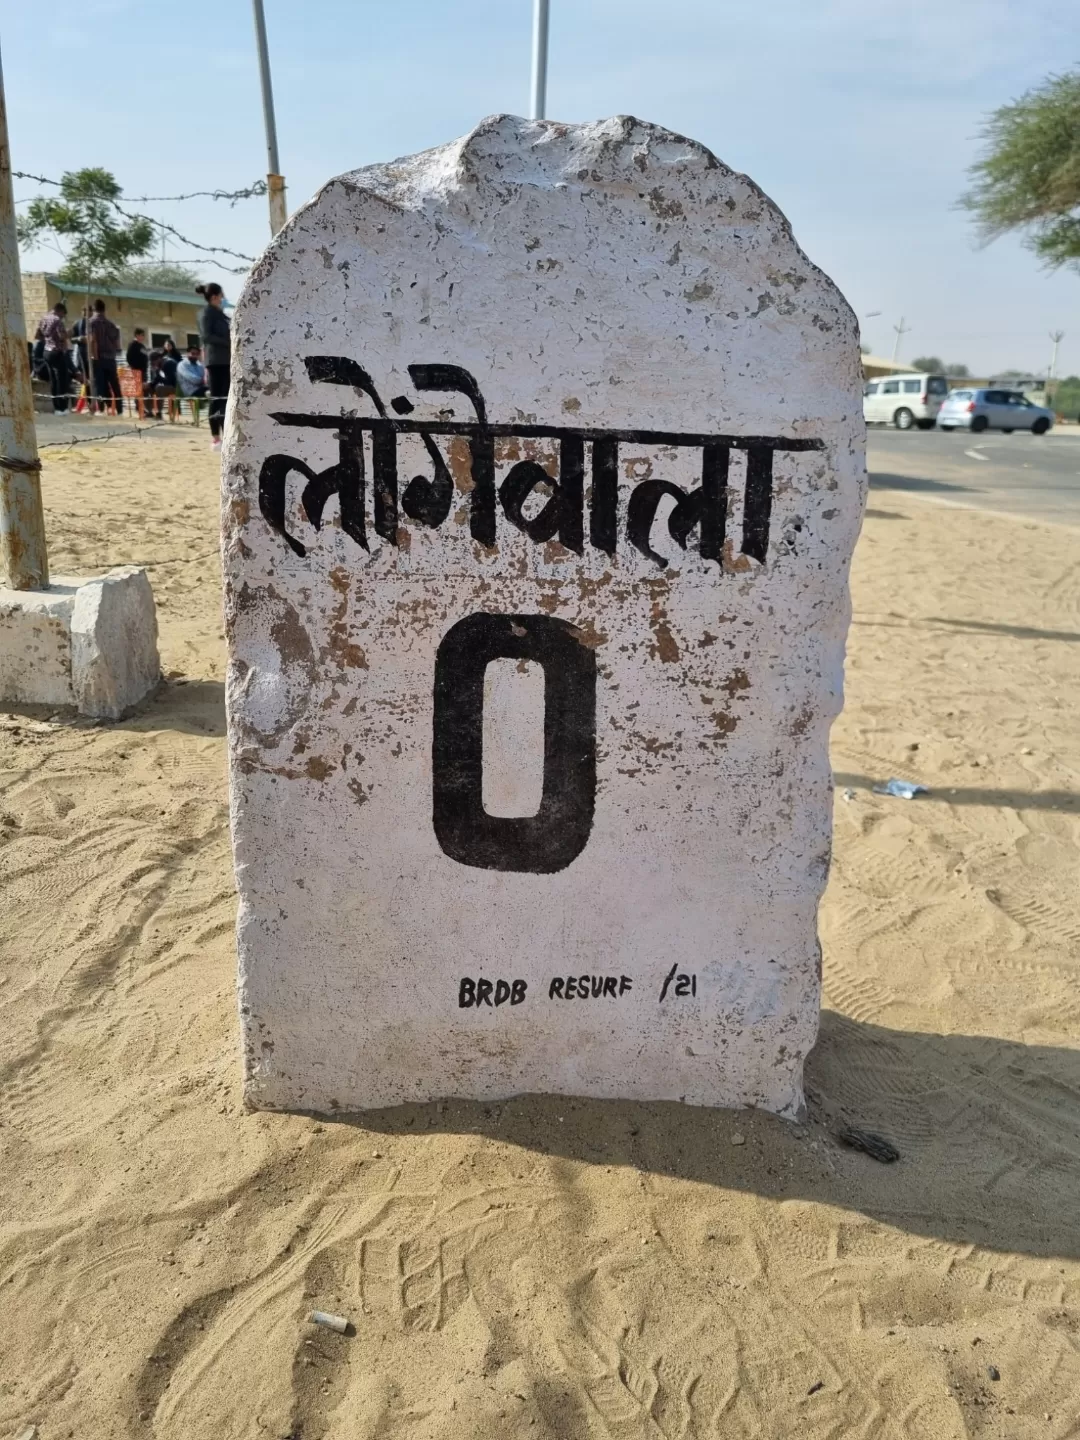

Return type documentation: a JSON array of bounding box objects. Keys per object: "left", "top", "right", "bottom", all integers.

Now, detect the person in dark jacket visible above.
[
  {"left": 147, "top": 349, "right": 178, "bottom": 421},
  {"left": 125, "top": 328, "right": 149, "bottom": 416},
  {"left": 89, "top": 298, "right": 123, "bottom": 414},
  {"left": 158, "top": 346, "right": 179, "bottom": 389},
  {"left": 125, "top": 328, "right": 148, "bottom": 378},
  {"left": 71, "top": 307, "right": 90, "bottom": 386},
  {"left": 196, "top": 282, "right": 230, "bottom": 448}
]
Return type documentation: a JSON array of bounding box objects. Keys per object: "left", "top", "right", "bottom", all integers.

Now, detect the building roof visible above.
[
  {"left": 861, "top": 354, "right": 909, "bottom": 372},
  {"left": 28, "top": 271, "right": 206, "bottom": 307}
]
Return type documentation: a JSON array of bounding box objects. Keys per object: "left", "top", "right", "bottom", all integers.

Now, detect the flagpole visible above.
[
  {"left": 530, "top": 0, "right": 550, "bottom": 120},
  {"left": 252, "top": 0, "right": 288, "bottom": 235}
]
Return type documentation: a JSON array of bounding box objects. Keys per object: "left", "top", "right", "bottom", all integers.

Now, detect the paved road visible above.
[{"left": 868, "top": 427, "right": 1080, "bottom": 527}]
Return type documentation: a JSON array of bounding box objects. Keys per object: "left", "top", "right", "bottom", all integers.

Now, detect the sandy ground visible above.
[{"left": 1, "top": 430, "right": 1078, "bottom": 1439}]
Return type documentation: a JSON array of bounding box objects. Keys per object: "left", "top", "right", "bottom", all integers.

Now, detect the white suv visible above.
[{"left": 863, "top": 373, "right": 948, "bottom": 430}]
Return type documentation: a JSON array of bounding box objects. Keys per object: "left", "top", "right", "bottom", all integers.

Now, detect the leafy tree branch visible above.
[{"left": 963, "top": 69, "right": 1080, "bottom": 269}]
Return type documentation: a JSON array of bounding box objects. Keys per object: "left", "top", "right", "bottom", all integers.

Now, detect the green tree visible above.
[
  {"left": 911, "top": 355, "right": 945, "bottom": 374},
  {"left": 963, "top": 69, "right": 1080, "bottom": 268},
  {"left": 111, "top": 262, "right": 201, "bottom": 291},
  {"left": 17, "top": 168, "right": 154, "bottom": 286},
  {"left": 1051, "top": 375, "right": 1080, "bottom": 416},
  {"left": 946, "top": 363, "right": 970, "bottom": 378}
]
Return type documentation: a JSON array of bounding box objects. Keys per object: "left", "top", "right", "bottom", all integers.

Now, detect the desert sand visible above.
[{"left": 0, "top": 428, "right": 1078, "bottom": 1439}]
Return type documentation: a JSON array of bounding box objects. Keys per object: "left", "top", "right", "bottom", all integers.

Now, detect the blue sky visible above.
[{"left": 7, "top": 0, "right": 1078, "bottom": 375}]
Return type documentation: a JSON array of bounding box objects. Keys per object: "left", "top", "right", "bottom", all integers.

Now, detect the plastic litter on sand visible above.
[{"left": 873, "top": 778, "right": 928, "bottom": 800}]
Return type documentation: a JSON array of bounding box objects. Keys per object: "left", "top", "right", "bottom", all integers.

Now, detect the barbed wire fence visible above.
[
  {"left": 17, "top": 170, "right": 265, "bottom": 426},
  {"left": 37, "top": 422, "right": 171, "bottom": 450},
  {"left": 13, "top": 170, "right": 261, "bottom": 270}
]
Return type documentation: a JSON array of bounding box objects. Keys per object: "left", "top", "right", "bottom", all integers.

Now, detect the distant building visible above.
[
  {"left": 987, "top": 375, "right": 1049, "bottom": 404},
  {"left": 22, "top": 271, "right": 208, "bottom": 353},
  {"left": 861, "top": 354, "right": 909, "bottom": 380}
]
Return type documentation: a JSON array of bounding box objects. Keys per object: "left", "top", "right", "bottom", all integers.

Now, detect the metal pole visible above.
[
  {"left": 252, "top": 0, "right": 288, "bottom": 235},
  {"left": 84, "top": 275, "right": 96, "bottom": 411},
  {"left": 0, "top": 43, "right": 49, "bottom": 589},
  {"left": 1049, "top": 330, "right": 1064, "bottom": 387},
  {"left": 890, "top": 315, "right": 908, "bottom": 365},
  {"left": 531, "top": 0, "right": 550, "bottom": 120}
]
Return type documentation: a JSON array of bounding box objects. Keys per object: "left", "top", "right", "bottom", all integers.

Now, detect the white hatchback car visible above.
[{"left": 863, "top": 373, "right": 948, "bottom": 429}]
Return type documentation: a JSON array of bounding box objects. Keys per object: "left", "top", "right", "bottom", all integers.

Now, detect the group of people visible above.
[
  {"left": 32, "top": 282, "right": 231, "bottom": 447},
  {"left": 124, "top": 333, "right": 219, "bottom": 421}
]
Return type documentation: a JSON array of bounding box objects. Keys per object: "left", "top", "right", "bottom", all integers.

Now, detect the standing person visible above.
[
  {"left": 125, "top": 327, "right": 149, "bottom": 417},
  {"left": 162, "top": 337, "right": 181, "bottom": 367},
  {"left": 196, "top": 282, "right": 230, "bottom": 449},
  {"left": 176, "top": 345, "right": 208, "bottom": 398},
  {"left": 34, "top": 300, "right": 72, "bottom": 412},
  {"left": 88, "top": 299, "right": 123, "bottom": 415},
  {"left": 71, "top": 306, "right": 90, "bottom": 389}
]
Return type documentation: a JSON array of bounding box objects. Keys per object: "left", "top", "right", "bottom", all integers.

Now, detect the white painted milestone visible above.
[{"left": 223, "top": 115, "right": 865, "bottom": 1117}]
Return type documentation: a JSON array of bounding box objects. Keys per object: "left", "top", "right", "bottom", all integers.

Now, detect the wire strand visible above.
[
  {"left": 127, "top": 182, "right": 267, "bottom": 204},
  {"left": 13, "top": 170, "right": 259, "bottom": 264},
  {"left": 13, "top": 171, "right": 266, "bottom": 204}
]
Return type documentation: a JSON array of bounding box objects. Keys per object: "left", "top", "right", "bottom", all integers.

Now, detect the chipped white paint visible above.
[
  {"left": 0, "top": 583, "right": 77, "bottom": 707},
  {"left": 224, "top": 115, "right": 865, "bottom": 1117},
  {"left": 0, "top": 567, "right": 159, "bottom": 718}
]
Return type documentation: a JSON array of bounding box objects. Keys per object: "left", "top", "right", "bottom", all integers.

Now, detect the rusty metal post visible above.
[
  {"left": 252, "top": 0, "right": 288, "bottom": 236},
  {"left": 0, "top": 43, "right": 48, "bottom": 590},
  {"left": 267, "top": 173, "right": 288, "bottom": 236}
]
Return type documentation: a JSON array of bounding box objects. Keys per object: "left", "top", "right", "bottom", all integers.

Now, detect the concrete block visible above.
[
  {"left": 0, "top": 567, "right": 159, "bottom": 719},
  {"left": 0, "top": 582, "right": 79, "bottom": 708},
  {"left": 224, "top": 114, "right": 866, "bottom": 1118},
  {"left": 71, "top": 566, "right": 160, "bottom": 719}
]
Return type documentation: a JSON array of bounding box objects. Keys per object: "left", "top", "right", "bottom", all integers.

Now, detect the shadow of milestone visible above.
[
  {"left": 868, "top": 470, "right": 982, "bottom": 496},
  {"left": 924, "top": 615, "right": 1080, "bottom": 645},
  {"left": 118, "top": 678, "right": 227, "bottom": 737},
  {"left": 834, "top": 772, "right": 1080, "bottom": 813},
  {"left": 340, "top": 1013, "right": 1080, "bottom": 1262},
  {"left": 0, "top": 679, "right": 227, "bottom": 737}
]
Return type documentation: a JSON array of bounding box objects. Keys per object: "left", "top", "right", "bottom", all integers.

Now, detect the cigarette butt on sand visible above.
[{"left": 309, "top": 1310, "right": 350, "bottom": 1334}]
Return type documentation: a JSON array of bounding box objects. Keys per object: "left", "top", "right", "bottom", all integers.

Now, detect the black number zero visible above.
[{"left": 432, "top": 613, "right": 597, "bottom": 873}]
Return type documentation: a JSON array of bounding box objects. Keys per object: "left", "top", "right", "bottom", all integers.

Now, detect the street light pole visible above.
[
  {"left": 891, "top": 315, "right": 909, "bottom": 365},
  {"left": 1048, "top": 330, "right": 1064, "bottom": 397},
  {"left": 531, "top": 0, "right": 550, "bottom": 120},
  {"left": 252, "top": 0, "right": 288, "bottom": 236},
  {"left": 0, "top": 42, "right": 49, "bottom": 590}
]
